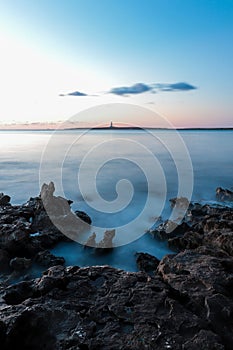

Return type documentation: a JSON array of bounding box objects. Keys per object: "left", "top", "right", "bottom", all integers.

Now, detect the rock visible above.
[
  {"left": 182, "top": 330, "right": 224, "bottom": 350},
  {"left": 84, "top": 232, "right": 97, "bottom": 248},
  {"left": 3, "top": 280, "right": 34, "bottom": 305},
  {"left": 40, "top": 182, "right": 72, "bottom": 217},
  {"left": 168, "top": 231, "right": 203, "bottom": 251},
  {"left": 135, "top": 252, "right": 159, "bottom": 272},
  {"left": 38, "top": 182, "right": 91, "bottom": 241},
  {"left": 158, "top": 246, "right": 233, "bottom": 311},
  {"left": 97, "top": 229, "right": 115, "bottom": 249},
  {"left": 0, "top": 183, "right": 91, "bottom": 283},
  {"left": 0, "top": 193, "right": 11, "bottom": 206},
  {"left": 9, "top": 257, "right": 32, "bottom": 271},
  {"left": 34, "top": 250, "right": 65, "bottom": 268},
  {"left": 216, "top": 187, "right": 233, "bottom": 201},
  {"left": 152, "top": 220, "right": 190, "bottom": 240},
  {"left": 170, "top": 196, "right": 190, "bottom": 209},
  {"left": 0, "top": 263, "right": 231, "bottom": 349},
  {"left": 0, "top": 249, "right": 11, "bottom": 272},
  {"left": 0, "top": 222, "right": 30, "bottom": 256},
  {"left": 75, "top": 210, "right": 92, "bottom": 224}
]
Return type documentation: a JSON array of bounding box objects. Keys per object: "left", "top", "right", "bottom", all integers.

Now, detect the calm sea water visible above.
[{"left": 0, "top": 129, "right": 232, "bottom": 271}]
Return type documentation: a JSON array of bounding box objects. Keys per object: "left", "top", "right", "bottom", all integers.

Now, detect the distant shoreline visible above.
[{"left": 0, "top": 126, "right": 233, "bottom": 131}]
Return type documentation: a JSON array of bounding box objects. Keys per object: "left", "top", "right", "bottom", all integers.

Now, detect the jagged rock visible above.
[
  {"left": 168, "top": 231, "right": 203, "bottom": 251},
  {"left": 40, "top": 182, "right": 72, "bottom": 217},
  {"left": 97, "top": 229, "right": 115, "bottom": 249},
  {"left": 135, "top": 252, "right": 159, "bottom": 272},
  {"left": 216, "top": 187, "right": 233, "bottom": 201},
  {"left": 34, "top": 250, "right": 65, "bottom": 268},
  {"left": 0, "top": 184, "right": 91, "bottom": 282},
  {"left": 84, "top": 232, "right": 97, "bottom": 248},
  {"left": 9, "top": 257, "right": 32, "bottom": 271},
  {"left": 152, "top": 221, "right": 190, "bottom": 240}
]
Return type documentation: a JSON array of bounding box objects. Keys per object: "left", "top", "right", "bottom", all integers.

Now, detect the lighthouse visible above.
[{"left": 110, "top": 121, "right": 113, "bottom": 128}]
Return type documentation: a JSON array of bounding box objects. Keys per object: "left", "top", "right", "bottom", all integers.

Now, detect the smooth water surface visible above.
[{"left": 0, "top": 129, "right": 232, "bottom": 270}]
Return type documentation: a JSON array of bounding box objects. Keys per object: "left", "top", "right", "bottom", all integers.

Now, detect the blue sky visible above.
[{"left": 0, "top": 0, "right": 232, "bottom": 127}]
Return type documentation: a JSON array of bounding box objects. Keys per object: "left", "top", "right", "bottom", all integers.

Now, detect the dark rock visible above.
[
  {"left": 0, "top": 193, "right": 11, "bottom": 206},
  {"left": 0, "top": 263, "right": 232, "bottom": 349},
  {"left": 0, "top": 249, "right": 11, "bottom": 272},
  {"left": 168, "top": 231, "right": 203, "bottom": 251},
  {"left": 158, "top": 246, "right": 233, "bottom": 309},
  {"left": 3, "top": 280, "right": 34, "bottom": 305},
  {"left": 216, "top": 187, "right": 233, "bottom": 201},
  {"left": 0, "top": 223, "right": 30, "bottom": 256},
  {"left": 182, "top": 330, "right": 224, "bottom": 350},
  {"left": 9, "top": 257, "right": 32, "bottom": 271},
  {"left": 152, "top": 221, "right": 190, "bottom": 240},
  {"left": 75, "top": 210, "right": 92, "bottom": 224},
  {"left": 135, "top": 252, "right": 159, "bottom": 272},
  {"left": 34, "top": 250, "right": 65, "bottom": 268}
]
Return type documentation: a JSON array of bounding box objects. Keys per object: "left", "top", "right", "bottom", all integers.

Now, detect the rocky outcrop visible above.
[
  {"left": 151, "top": 220, "right": 190, "bottom": 240},
  {"left": 167, "top": 201, "right": 233, "bottom": 256},
  {"left": 135, "top": 252, "right": 159, "bottom": 272},
  {"left": 0, "top": 184, "right": 91, "bottom": 280},
  {"left": 34, "top": 250, "right": 65, "bottom": 268},
  {"left": 9, "top": 257, "right": 31, "bottom": 271},
  {"left": 97, "top": 229, "right": 115, "bottom": 249},
  {"left": 216, "top": 187, "right": 233, "bottom": 201},
  {"left": 0, "top": 193, "right": 11, "bottom": 206}
]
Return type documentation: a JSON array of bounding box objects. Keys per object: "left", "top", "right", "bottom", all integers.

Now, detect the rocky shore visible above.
[{"left": 0, "top": 185, "right": 233, "bottom": 349}]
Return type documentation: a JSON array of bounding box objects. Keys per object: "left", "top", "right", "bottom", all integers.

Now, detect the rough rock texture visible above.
[
  {"left": 168, "top": 201, "right": 233, "bottom": 256},
  {"left": 9, "top": 257, "right": 32, "bottom": 271},
  {"left": 0, "top": 258, "right": 232, "bottom": 350},
  {"left": 135, "top": 252, "right": 160, "bottom": 272},
  {"left": 0, "top": 185, "right": 91, "bottom": 279},
  {"left": 34, "top": 250, "right": 65, "bottom": 268},
  {"left": 1, "top": 189, "right": 233, "bottom": 349}
]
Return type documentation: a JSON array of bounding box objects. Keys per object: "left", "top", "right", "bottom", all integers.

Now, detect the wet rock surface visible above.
[{"left": 0, "top": 188, "right": 233, "bottom": 349}]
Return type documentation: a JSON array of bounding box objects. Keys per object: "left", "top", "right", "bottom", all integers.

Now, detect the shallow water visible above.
[{"left": 0, "top": 129, "right": 232, "bottom": 270}]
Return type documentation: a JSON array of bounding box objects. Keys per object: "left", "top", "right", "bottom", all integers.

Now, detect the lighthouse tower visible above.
[{"left": 110, "top": 121, "right": 113, "bottom": 128}]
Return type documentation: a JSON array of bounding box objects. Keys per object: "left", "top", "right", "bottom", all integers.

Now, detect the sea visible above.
[{"left": 0, "top": 129, "right": 232, "bottom": 271}]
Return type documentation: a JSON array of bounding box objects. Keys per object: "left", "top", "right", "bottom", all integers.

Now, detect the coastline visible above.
[
  {"left": 0, "top": 185, "right": 233, "bottom": 348},
  {"left": 0, "top": 126, "right": 233, "bottom": 131}
]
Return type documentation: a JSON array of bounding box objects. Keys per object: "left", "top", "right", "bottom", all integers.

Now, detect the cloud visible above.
[
  {"left": 109, "top": 83, "right": 153, "bottom": 96},
  {"left": 60, "top": 81, "right": 197, "bottom": 98},
  {"left": 59, "top": 91, "right": 88, "bottom": 97},
  {"left": 154, "top": 82, "right": 197, "bottom": 92},
  {"left": 109, "top": 81, "right": 197, "bottom": 96}
]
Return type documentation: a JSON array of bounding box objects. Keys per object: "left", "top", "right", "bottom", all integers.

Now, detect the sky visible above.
[{"left": 0, "top": 0, "right": 233, "bottom": 128}]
